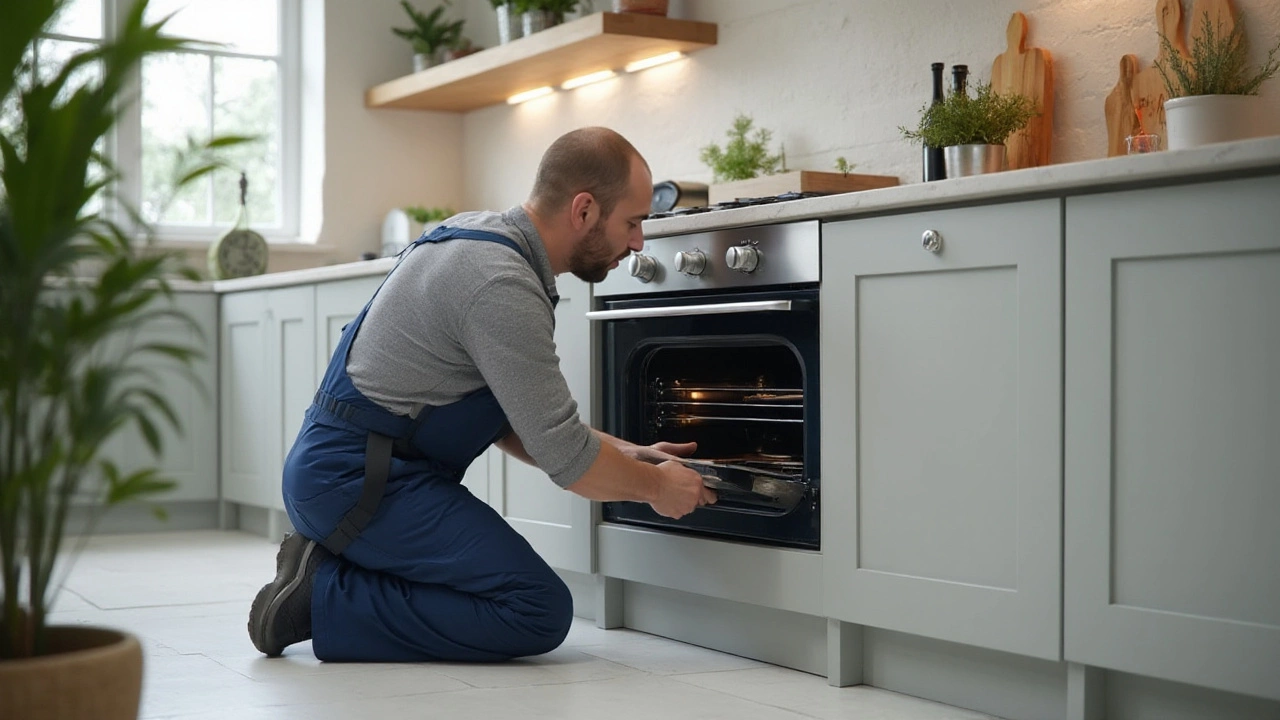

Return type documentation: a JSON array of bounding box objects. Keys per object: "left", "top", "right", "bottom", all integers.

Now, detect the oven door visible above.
[{"left": 590, "top": 288, "right": 820, "bottom": 550}]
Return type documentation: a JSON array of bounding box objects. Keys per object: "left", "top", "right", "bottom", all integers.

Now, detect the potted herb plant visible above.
[
  {"left": 516, "top": 0, "right": 591, "bottom": 36},
  {"left": 0, "top": 2, "right": 248, "bottom": 717},
  {"left": 491, "top": 0, "right": 522, "bottom": 44},
  {"left": 392, "top": 0, "right": 465, "bottom": 72},
  {"left": 1156, "top": 11, "right": 1280, "bottom": 150},
  {"left": 699, "top": 113, "right": 783, "bottom": 202},
  {"left": 900, "top": 82, "right": 1038, "bottom": 177},
  {"left": 404, "top": 205, "right": 455, "bottom": 237}
]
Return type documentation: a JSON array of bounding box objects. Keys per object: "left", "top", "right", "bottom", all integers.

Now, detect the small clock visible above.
[
  {"left": 208, "top": 227, "right": 268, "bottom": 280},
  {"left": 208, "top": 172, "right": 269, "bottom": 280}
]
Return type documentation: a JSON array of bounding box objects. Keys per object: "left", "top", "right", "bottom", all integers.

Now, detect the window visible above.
[{"left": 7, "top": 0, "right": 301, "bottom": 241}]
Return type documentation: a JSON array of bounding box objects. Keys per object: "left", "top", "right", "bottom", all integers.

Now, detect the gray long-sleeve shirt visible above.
[{"left": 345, "top": 207, "right": 600, "bottom": 488}]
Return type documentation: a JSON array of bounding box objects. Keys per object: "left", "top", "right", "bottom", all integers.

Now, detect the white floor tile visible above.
[
  {"left": 44, "top": 531, "right": 999, "bottom": 720},
  {"left": 673, "top": 666, "right": 998, "bottom": 719}
]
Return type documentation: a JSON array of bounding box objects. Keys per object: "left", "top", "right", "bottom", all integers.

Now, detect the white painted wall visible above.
[{"left": 456, "top": 0, "right": 1280, "bottom": 212}]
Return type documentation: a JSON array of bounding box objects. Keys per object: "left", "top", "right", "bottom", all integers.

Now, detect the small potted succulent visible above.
[
  {"left": 900, "top": 82, "right": 1038, "bottom": 177},
  {"left": 516, "top": 0, "right": 591, "bottom": 36},
  {"left": 1156, "top": 11, "right": 1280, "bottom": 150},
  {"left": 392, "top": 0, "right": 465, "bottom": 72}
]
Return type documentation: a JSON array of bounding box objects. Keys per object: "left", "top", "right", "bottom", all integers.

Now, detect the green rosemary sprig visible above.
[
  {"left": 1155, "top": 11, "right": 1280, "bottom": 97},
  {"left": 899, "top": 82, "right": 1039, "bottom": 148}
]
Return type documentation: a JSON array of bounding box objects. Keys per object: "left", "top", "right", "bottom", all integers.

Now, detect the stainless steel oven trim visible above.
[{"left": 586, "top": 300, "right": 795, "bottom": 321}]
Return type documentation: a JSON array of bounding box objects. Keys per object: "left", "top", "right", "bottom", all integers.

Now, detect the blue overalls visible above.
[{"left": 281, "top": 226, "right": 574, "bottom": 662}]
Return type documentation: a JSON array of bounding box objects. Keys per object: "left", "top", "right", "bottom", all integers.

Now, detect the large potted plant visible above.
[
  {"left": 0, "top": 2, "right": 246, "bottom": 717},
  {"left": 1156, "top": 11, "right": 1280, "bottom": 150},
  {"left": 900, "top": 82, "right": 1039, "bottom": 177},
  {"left": 392, "top": 0, "right": 465, "bottom": 72}
]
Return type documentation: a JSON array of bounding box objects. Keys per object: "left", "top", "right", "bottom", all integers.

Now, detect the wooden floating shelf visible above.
[{"left": 365, "top": 12, "right": 718, "bottom": 112}]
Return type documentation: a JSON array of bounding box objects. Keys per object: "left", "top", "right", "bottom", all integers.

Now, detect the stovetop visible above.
[{"left": 647, "top": 191, "right": 826, "bottom": 220}]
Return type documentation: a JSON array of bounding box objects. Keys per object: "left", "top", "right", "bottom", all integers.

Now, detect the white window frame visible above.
[{"left": 82, "top": 0, "right": 302, "bottom": 243}]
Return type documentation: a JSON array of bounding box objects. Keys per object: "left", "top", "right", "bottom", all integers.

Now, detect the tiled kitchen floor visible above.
[{"left": 51, "top": 531, "right": 997, "bottom": 720}]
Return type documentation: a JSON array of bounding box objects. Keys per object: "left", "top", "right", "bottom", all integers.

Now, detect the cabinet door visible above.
[
  {"left": 220, "top": 290, "right": 272, "bottom": 507},
  {"left": 266, "top": 286, "right": 316, "bottom": 511},
  {"left": 1065, "top": 175, "right": 1280, "bottom": 700},
  {"left": 822, "top": 199, "right": 1063, "bottom": 660},
  {"left": 494, "top": 275, "right": 594, "bottom": 574},
  {"left": 96, "top": 292, "right": 218, "bottom": 502},
  {"left": 314, "top": 276, "right": 383, "bottom": 380}
]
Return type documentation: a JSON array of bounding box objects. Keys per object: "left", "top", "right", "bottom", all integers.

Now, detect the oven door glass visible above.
[{"left": 597, "top": 289, "right": 820, "bottom": 549}]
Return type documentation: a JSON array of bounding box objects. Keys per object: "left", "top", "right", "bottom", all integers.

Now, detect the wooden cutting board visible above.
[
  {"left": 707, "top": 170, "right": 899, "bottom": 205},
  {"left": 1130, "top": 0, "right": 1188, "bottom": 143},
  {"left": 1105, "top": 55, "right": 1142, "bottom": 157},
  {"left": 990, "top": 12, "right": 1054, "bottom": 170},
  {"left": 1190, "top": 0, "right": 1236, "bottom": 47}
]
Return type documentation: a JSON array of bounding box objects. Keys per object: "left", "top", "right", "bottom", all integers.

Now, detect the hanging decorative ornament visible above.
[{"left": 208, "top": 172, "right": 268, "bottom": 280}]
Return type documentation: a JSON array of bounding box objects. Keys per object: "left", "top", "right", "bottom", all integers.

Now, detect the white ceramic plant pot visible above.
[
  {"left": 496, "top": 3, "right": 522, "bottom": 44},
  {"left": 943, "top": 144, "right": 1006, "bottom": 178},
  {"left": 1164, "top": 95, "right": 1268, "bottom": 150}
]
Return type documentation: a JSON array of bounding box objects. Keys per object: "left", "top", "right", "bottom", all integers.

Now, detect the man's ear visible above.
[{"left": 569, "top": 191, "right": 599, "bottom": 231}]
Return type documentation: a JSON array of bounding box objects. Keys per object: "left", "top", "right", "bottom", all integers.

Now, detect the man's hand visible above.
[
  {"left": 628, "top": 440, "right": 698, "bottom": 465},
  {"left": 649, "top": 460, "right": 717, "bottom": 519}
]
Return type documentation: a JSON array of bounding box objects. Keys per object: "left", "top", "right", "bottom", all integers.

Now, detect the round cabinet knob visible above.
[
  {"left": 922, "top": 229, "right": 943, "bottom": 254},
  {"left": 674, "top": 250, "right": 707, "bottom": 276},
  {"left": 628, "top": 253, "right": 658, "bottom": 283},
  {"left": 725, "top": 245, "right": 761, "bottom": 273}
]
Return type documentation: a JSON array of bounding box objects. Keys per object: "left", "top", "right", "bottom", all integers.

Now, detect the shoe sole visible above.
[{"left": 248, "top": 536, "right": 317, "bottom": 657}]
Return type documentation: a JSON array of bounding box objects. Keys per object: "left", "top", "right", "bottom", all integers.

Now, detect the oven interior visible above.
[{"left": 635, "top": 342, "right": 808, "bottom": 515}]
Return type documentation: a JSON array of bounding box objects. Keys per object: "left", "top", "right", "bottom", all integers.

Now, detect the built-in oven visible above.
[{"left": 589, "top": 221, "right": 821, "bottom": 550}]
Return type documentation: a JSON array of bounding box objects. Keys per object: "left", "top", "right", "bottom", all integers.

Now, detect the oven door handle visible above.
[{"left": 586, "top": 300, "right": 801, "bottom": 321}]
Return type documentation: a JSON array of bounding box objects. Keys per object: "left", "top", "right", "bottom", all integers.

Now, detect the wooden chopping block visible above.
[
  {"left": 1190, "top": 0, "right": 1236, "bottom": 46},
  {"left": 1130, "top": 0, "right": 1188, "bottom": 142},
  {"left": 1105, "top": 55, "right": 1142, "bottom": 157},
  {"left": 990, "top": 12, "right": 1054, "bottom": 170}
]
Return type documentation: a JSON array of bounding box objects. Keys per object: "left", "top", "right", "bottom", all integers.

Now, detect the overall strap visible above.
[
  {"left": 317, "top": 225, "right": 530, "bottom": 557},
  {"left": 418, "top": 225, "right": 529, "bottom": 259}
]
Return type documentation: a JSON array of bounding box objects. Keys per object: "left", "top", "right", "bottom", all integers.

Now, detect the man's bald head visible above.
[{"left": 527, "top": 127, "right": 650, "bottom": 219}]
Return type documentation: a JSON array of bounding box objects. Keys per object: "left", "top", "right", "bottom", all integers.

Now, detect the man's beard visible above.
[{"left": 569, "top": 219, "right": 623, "bottom": 283}]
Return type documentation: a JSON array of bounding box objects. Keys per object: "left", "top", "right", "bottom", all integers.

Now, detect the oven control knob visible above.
[
  {"left": 725, "top": 245, "right": 761, "bottom": 273},
  {"left": 674, "top": 250, "right": 707, "bottom": 276},
  {"left": 628, "top": 253, "right": 658, "bottom": 283}
]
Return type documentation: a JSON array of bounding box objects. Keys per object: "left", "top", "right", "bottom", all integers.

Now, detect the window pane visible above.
[
  {"left": 212, "top": 57, "right": 279, "bottom": 227},
  {"left": 146, "top": 0, "right": 279, "bottom": 56},
  {"left": 0, "top": 46, "right": 33, "bottom": 150},
  {"left": 141, "top": 52, "right": 211, "bottom": 225},
  {"left": 35, "top": 38, "right": 101, "bottom": 98},
  {"left": 48, "top": 0, "right": 103, "bottom": 39}
]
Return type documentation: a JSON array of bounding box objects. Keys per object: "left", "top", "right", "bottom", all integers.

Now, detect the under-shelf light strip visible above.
[{"left": 506, "top": 51, "right": 685, "bottom": 104}]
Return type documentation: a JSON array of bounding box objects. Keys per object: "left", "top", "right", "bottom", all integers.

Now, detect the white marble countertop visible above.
[
  {"left": 641, "top": 136, "right": 1280, "bottom": 238},
  {"left": 183, "top": 137, "right": 1280, "bottom": 292},
  {"left": 209, "top": 256, "right": 397, "bottom": 293}
]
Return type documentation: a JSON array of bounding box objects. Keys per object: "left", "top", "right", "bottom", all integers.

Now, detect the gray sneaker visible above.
[{"left": 248, "top": 532, "right": 328, "bottom": 657}]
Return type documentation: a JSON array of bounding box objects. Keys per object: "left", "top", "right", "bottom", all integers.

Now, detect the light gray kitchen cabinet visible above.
[
  {"left": 1064, "top": 174, "right": 1280, "bottom": 701},
  {"left": 219, "top": 286, "right": 316, "bottom": 511},
  {"left": 96, "top": 291, "right": 218, "bottom": 503},
  {"left": 314, "top": 276, "right": 383, "bottom": 379},
  {"left": 491, "top": 274, "right": 594, "bottom": 574},
  {"left": 821, "top": 199, "right": 1063, "bottom": 661}
]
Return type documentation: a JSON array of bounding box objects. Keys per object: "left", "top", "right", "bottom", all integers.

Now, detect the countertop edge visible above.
[
  {"left": 210, "top": 256, "right": 398, "bottom": 293},
  {"left": 641, "top": 136, "right": 1280, "bottom": 238}
]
